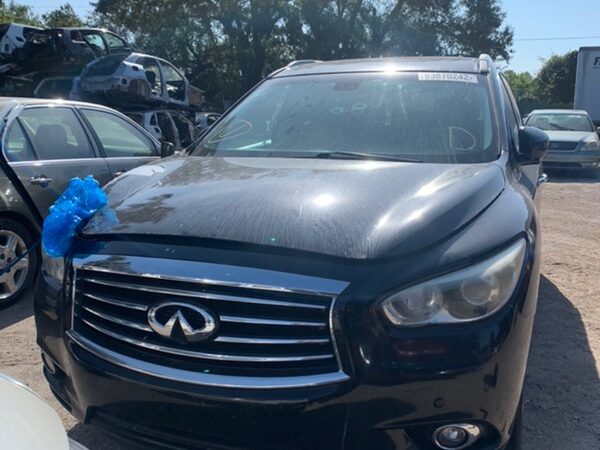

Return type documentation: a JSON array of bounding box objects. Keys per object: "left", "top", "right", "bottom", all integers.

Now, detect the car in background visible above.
[
  {"left": 125, "top": 109, "right": 196, "bottom": 150},
  {"left": 0, "top": 98, "right": 171, "bottom": 307},
  {"left": 0, "top": 23, "right": 42, "bottom": 60},
  {"left": 36, "top": 55, "right": 547, "bottom": 450},
  {"left": 79, "top": 53, "right": 203, "bottom": 108},
  {"left": 14, "top": 27, "right": 131, "bottom": 74},
  {"left": 195, "top": 111, "right": 220, "bottom": 131},
  {"left": 525, "top": 109, "right": 600, "bottom": 171},
  {"left": 33, "top": 76, "right": 82, "bottom": 100},
  {"left": 0, "top": 372, "right": 88, "bottom": 449}
]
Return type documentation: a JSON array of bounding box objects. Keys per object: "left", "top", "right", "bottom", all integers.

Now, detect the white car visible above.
[
  {"left": 0, "top": 373, "right": 87, "bottom": 450},
  {"left": 0, "top": 23, "right": 42, "bottom": 60},
  {"left": 80, "top": 52, "right": 203, "bottom": 108}
]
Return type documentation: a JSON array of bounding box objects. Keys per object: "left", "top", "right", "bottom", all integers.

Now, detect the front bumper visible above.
[
  {"left": 34, "top": 249, "right": 539, "bottom": 450},
  {"left": 543, "top": 150, "right": 600, "bottom": 169}
]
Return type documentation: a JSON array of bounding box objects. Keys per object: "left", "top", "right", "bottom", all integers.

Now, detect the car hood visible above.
[
  {"left": 543, "top": 130, "right": 595, "bottom": 142},
  {"left": 83, "top": 157, "right": 505, "bottom": 259}
]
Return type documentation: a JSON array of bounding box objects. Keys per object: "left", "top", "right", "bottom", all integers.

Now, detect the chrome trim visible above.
[
  {"left": 537, "top": 173, "right": 548, "bottom": 186},
  {"left": 83, "top": 278, "right": 327, "bottom": 310},
  {"left": 81, "top": 306, "right": 153, "bottom": 332},
  {"left": 75, "top": 255, "right": 348, "bottom": 297},
  {"left": 214, "top": 336, "right": 330, "bottom": 345},
  {"left": 219, "top": 315, "right": 326, "bottom": 328},
  {"left": 67, "top": 330, "right": 350, "bottom": 389},
  {"left": 80, "top": 319, "right": 334, "bottom": 363},
  {"left": 83, "top": 292, "right": 149, "bottom": 311}
]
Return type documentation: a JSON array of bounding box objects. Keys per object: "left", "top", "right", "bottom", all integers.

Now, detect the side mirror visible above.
[
  {"left": 518, "top": 126, "right": 548, "bottom": 163},
  {"left": 160, "top": 141, "right": 175, "bottom": 158},
  {"left": 596, "top": 126, "right": 600, "bottom": 136}
]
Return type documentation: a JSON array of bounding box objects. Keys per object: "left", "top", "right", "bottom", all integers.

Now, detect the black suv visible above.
[{"left": 35, "top": 55, "right": 548, "bottom": 450}]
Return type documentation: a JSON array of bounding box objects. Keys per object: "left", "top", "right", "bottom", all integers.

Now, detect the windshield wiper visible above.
[{"left": 313, "top": 151, "right": 421, "bottom": 162}]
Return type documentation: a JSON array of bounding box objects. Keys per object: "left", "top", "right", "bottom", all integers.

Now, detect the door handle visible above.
[
  {"left": 29, "top": 176, "right": 53, "bottom": 187},
  {"left": 537, "top": 173, "right": 548, "bottom": 186}
]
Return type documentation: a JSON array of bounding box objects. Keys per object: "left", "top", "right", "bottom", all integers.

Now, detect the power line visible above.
[{"left": 515, "top": 36, "right": 600, "bottom": 42}]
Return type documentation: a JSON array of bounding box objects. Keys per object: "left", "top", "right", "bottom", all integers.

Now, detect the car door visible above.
[
  {"left": 3, "top": 106, "right": 113, "bottom": 218},
  {"left": 78, "top": 108, "right": 160, "bottom": 177}
]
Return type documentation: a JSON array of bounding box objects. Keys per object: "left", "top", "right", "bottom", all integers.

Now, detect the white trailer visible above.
[{"left": 574, "top": 46, "right": 600, "bottom": 124}]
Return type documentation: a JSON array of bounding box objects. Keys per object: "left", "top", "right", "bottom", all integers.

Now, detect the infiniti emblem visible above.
[{"left": 147, "top": 302, "right": 217, "bottom": 343}]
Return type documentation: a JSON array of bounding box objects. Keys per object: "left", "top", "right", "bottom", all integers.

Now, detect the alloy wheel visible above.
[{"left": 0, "top": 230, "right": 29, "bottom": 299}]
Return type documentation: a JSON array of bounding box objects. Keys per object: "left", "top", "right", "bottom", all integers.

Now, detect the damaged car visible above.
[
  {"left": 13, "top": 27, "right": 131, "bottom": 74},
  {"left": 79, "top": 53, "right": 203, "bottom": 108},
  {"left": 125, "top": 109, "right": 196, "bottom": 149},
  {"left": 0, "top": 23, "right": 42, "bottom": 60}
]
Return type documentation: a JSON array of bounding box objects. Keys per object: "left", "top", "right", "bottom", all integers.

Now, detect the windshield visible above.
[
  {"left": 526, "top": 113, "right": 593, "bottom": 132},
  {"left": 192, "top": 72, "right": 497, "bottom": 163}
]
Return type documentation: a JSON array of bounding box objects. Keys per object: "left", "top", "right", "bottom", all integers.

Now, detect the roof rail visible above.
[
  {"left": 478, "top": 54, "right": 492, "bottom": 74},
  {"left": 286, "top": 59, "right": 321, "bottom": 68}
]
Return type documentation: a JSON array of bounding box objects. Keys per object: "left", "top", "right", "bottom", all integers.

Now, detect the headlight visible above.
[
  {"left": 41, "top": 248, "right": 65, "bottom": 283},
  {"left": 581, "top": 139, "right": 600, "bottom": 151},
  {"left": 381, "top": 239, "right": 526, "bottom": 326}
]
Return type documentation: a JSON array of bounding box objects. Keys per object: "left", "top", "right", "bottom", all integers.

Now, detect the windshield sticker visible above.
[{"left": 418, "top": 72, "right": 478, "bottom": 84}]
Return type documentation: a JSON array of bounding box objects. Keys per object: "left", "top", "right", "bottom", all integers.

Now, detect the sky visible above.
[{"left": 25, "top": 0, "right": 600, "bottom": 75}]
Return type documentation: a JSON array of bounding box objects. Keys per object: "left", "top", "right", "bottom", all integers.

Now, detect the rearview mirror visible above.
[
  {"left": 518, "top": 126, "right": 548, "bottom": 163},
  {"left": 160, "top": 141, "right": 175, "bottom": 158}
]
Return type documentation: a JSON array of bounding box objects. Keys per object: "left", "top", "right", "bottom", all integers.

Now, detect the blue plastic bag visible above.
[{"left": 42, "top": 176, "right": 108, "bottom": 257}]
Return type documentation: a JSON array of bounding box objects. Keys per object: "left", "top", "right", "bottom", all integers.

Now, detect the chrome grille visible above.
[
  {"left": 548, "top": 141, "right": 578, "bottom": 151},
  {"left": 68, "top": 256, "right": 350, "bottom": 389}
]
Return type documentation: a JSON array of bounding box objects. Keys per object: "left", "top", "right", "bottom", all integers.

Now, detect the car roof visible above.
[
  {"left": 271, "top": 56, "right": 486, "bottom": 77},
  {"left": 529, "top": 109, "right": 589, "bottom": 115},
  {"left": 0, "top": 97, "right": 122, "bottom": 113}
]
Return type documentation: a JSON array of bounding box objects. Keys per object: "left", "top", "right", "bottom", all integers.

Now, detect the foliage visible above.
[
  {"left": 536, "top": 51, "right": 578, "bottom": 106},
  {"left": 504, "top": 51, "right": 578, "bottom": 114},
  {"left": 42, "top": 3, "right": 83, "bottom": 28},
  {"left": 0, "top": 1, "right": 42, "bottom": 26},
  {"left": 93, "top": 0, "right": 514, "bottom": 103}
]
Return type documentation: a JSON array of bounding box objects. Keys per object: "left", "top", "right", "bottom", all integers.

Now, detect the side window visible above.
[
  {"left": 82, "top": 109, "right": 157, "bottom": 157},
  {"left": 160, "top": 62, "right": 185, "bottom": 101},
  {"left": 17, "top": 107, "right": 94, "bottom": 160},
  {"left": 80, "top": 32, "right": 108, "bottom": 56},
  {"left": 500, "top": 80, "right": 519, "bottom": 151},
  {"left": 139, "top": 57, "right": 162, "bottom": 96},
  {"left": 5, "top": 122, "right": 35, "bottom": 162},
  {"left": 103, "top": 32, "right": 128, "bottom": 51},
  {"left": 157, "top": 113, "right": 176, "bottom": 143}
]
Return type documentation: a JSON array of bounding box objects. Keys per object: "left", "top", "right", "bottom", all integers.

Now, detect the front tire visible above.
[{"left": 0, "top": 219, "right": 38, "bottom": 309}]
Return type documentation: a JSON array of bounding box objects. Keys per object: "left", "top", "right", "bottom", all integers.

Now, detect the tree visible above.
[
  {"left": 536, "top": 51, "right": 578, "bottom": 105},
  {"left": 93, "top": 0, "right": 515, "bottom": 103},
  {"left": 42, "top": 3, "right": 84, "bottom": 28},
  {"left": 0, "top": 1, "right": 41, "bottom": 26},
  {"left": 503, "top": 70, "right": 538, "bottom": 103}
]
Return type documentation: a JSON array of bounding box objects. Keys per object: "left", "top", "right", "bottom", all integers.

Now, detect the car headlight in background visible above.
[
  {"left": 41, "top": 249, "right": 65, "bottom": 284},
  {"left": 381, "top": 239, "right": 526, "bottom": 326},
  {"left": 581, "top": 138, "right": 600, "bottom": 151}
]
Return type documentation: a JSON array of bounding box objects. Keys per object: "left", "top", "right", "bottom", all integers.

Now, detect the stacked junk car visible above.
[{"left": 0, "top": 23, "right": 216, "bottom": 150}]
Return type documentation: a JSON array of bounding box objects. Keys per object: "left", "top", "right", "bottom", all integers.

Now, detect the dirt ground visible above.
[{"left": 0, "top": 172, "right": 598, "bottom": 450}]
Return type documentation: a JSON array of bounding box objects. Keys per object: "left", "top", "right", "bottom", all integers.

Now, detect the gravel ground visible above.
[{"left": 0, "top": 172, "right": 598, "bottom": 450}]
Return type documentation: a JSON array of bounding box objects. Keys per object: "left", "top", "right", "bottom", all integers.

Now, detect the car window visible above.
[
  {"left": 526, "top": 113, "right": 593, "bottom": 132},
  {"left": 82, "top": 109, "right": 157, "bottom": 157},
  {"left": 35, "top": 78, "right": 73, "bottom": 99},
  {"left": 157, "top": 113, "right": 176, "bottom": 143},
  {"left": 80, "top": 31, "right": 108, "bottom": 56},
  {"left": 103, "top": 32, "right": 128, "bottom": 51},
  {"left": 161, "top": 62, "right": 185, "bottom": 101},
  {"left": 4, "top": 121, "right": 36, "bottom": 162},
  {"left": 17, "top": 107, "right": 94, "bottom": 160},
  {"left": 139, "top": 57, "right": 163, "bottom": 96},
  {"left": 500, "top": 81, "right": 519, "bottom": 150},
  {"left": 195, "top": 73, "right": 497, "bottom": 163}
]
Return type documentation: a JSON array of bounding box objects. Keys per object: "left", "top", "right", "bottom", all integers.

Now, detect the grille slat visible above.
[
  {"left": 70, "top": 259, "right": 348, "bottom": 386},
  {"left": 81, "top": 319, "right": 336, "bottom": 363},
  {"left": 548, "top": 141, "right": 578, "bottom": 151}
]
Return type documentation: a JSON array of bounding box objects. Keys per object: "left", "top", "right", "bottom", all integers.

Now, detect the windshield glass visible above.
[
  {"left": 192, "top": 73, "right": 497, "bottom": 163},
  {"left": 526, "top": 113, "right": 593, "bottom": 132}
]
